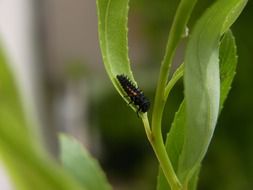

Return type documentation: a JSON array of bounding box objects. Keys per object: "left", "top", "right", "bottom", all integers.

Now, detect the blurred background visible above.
[{"left": 0, "top": 0, "right": 252, "bottom": 189}]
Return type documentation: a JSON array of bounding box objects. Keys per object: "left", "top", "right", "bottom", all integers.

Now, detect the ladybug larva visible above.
[{"left": 116, "top": 74, "right": 150, "bottom": 114}]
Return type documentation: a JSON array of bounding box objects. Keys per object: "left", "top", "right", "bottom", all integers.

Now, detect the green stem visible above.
[
  {"left": 151, "top": 0, "right": 197, "bottom": 189},
  {"left": 142, "top": 115, "right": 182, "bottom": 190},
  {"left": 164, "top": 63, "right": 184, "bottom": 100},
  {"left": 141, "top": 113, "right": 152, "bottom": 142},
  {"left": 152, "top": 0, "right": 197, "bottom": 138}
]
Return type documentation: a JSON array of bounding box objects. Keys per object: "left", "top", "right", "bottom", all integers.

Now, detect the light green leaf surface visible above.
[
  {"left": 0, "top": 48, "right": 82, "bottom": 190},
  {"left": 60, "top": 134, "right": 112, "bottom": 190},
  {"left": 97, "top": 0, "right": 137, "bottom": 103},
  {"left": 180, "top": 0, "right": 247, "bottom": 183},
  {"left": 157, "top": 25, "right": 242, "bottom": 190}
]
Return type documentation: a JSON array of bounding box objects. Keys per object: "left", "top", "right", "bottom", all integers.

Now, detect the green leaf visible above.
[
  {"left": 97, "top": 0, "right": 138, "bottom": 106},
  {"left": 180, "top": 0, "right": 247, "bottom": 183},
  {"left": 0, "top": 48, "right": 83, "bottom": 190},
  {"left": 156, "top": 26, "right": 242, "bottom": 190},
  {"left": 219, "top": 30, "right": 238, "bottom": 111},
  {"left": 60, "top": 134, "right": 112, "bottom": 190}
]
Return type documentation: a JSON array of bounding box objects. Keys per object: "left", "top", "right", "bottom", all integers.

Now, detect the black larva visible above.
[{"left": 116, "top": 74, "right": 150, "bottom": 114}]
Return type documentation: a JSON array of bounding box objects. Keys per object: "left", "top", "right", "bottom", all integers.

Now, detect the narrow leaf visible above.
[
  {"left": 157, "top": 30, "right": 242, "bottom": 190},
  {"left": 96, "top": 0, "right": 138, "bottom": 102},
  {"left": 60, "top": 134, "right": 112, "bottom": 190},
  {"left": 179, "top": 0, "right": 247, "bottom": 183},
  {"left": 219, "top": 30, "right": 238, "bottom": 111}
]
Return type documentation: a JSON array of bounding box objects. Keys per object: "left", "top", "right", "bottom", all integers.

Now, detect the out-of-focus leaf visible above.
[
  {"left": 157, "top": 29, "right": 241, "bottom": 190},
  {"left": 0, "top": 48, "right": 83, "bottom": 190},
  {"left": 60, "top": 134, "right": 112, "bottom": 190}
]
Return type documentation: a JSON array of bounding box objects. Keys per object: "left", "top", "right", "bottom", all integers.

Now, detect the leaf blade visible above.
[
  {"left": 97, "top": 0, "right": 137, "bottom": 97},
  {"left": 219, "top": 30, "right": 238, "bottom": 111},
  {"left": 60, "top": 134, "right": 112, "bottom": 190},
  {"left": 179, "top": 0, "right": 247, "bottom": 183},
  {"left": 157, "top": 13, "right": 244, "bottom": 190}
]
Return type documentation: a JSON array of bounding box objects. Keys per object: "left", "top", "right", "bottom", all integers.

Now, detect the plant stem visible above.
[
  {"left": 152, "top": 0, "right": 197, "bottom": 139},
  {"left": 141, "top": 113, "right": 152, "bottom": 142},
  {"left": 164, "top": 63, "right": 184, "bottom": 100},
  {"left": 142, "top": 115, "right": 182, "bottom": 190},
  {"left": 150, "top": 0, "right": 197, "bottom": 189}
]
